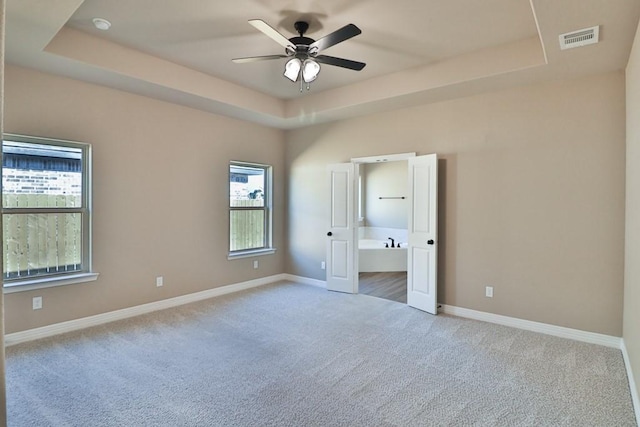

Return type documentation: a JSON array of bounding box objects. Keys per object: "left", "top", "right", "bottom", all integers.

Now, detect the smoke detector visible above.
[
  {"left": 559, "top": 26, "right": 599, "bottom": 50},
  {"left": 92, "top": 18, "right": 111, "bottom": 31}
]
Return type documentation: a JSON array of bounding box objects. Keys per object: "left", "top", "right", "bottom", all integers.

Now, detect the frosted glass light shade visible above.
[
  {"left": 284, "top": 58, "right": 302, "bottom": 82},
  {"left": 302, "top": 59, "right": 320, "bottom": 83}
]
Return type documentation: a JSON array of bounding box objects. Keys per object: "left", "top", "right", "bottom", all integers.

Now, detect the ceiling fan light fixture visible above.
[
  {"left": 302, "top": 59, "right": 321, "bottom": 83},
  {"left": 239, "top": 19, "right": 365, "bottom": 91},
  {"left": 284, "top": 58, "right": 302, "bottom": 82}
]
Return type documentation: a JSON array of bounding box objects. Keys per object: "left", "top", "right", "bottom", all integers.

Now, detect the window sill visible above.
[
  {"left": 3, "top": 272, "right": 100, "bottom": 294},
  {"left": 228, "top": 248, "right": 277, "bottom": 260}
]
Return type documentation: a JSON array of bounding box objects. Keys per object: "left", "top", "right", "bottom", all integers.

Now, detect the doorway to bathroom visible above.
[
  {"left": 359, "top": 272, "right": 407, "bottom": 303},
  {"left": 326, "top": 152, "right": 438, "bottom": 314},
  {"left": 356, "top": 158, "right": 409, "bottom": 304}
]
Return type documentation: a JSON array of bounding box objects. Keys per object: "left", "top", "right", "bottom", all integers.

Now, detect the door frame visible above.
[
  {"left": 351, "top": 152, "right": 417, "bottom": 164},
  {"left": 328, "top": 151, "right": 438, "bottom": 313},
  {"left": 350, "top": 152, "right": 417, "bottom": 295}
]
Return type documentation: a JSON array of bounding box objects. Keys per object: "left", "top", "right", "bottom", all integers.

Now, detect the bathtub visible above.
[{"left": 358, "top": 239, "right": 407, "bottom": 272}]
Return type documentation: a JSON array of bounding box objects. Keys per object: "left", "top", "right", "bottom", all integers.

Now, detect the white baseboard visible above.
[
  {"left": 1, "top": 273, "right": 624, "bottom": 351},
  {"left": 622, "top": 340, "right": 640, "bottom": 426},
  {"left": 280, "top": 277, "right": 622, "bottom": 349},
  {"left": 282, "top": 274, "right": 326, "bottom": 288},
  {"left": 4, "top": 273, "right": 290, "bottom": 347},
  {"left": 4, "top": 273, "right": 638, "bottom": 422},
  {"left": 284, "top": 277, "right": 622, "bottom": 348},
  {"left": 441, "top": 304, "right": 622, "bottom": 349}
]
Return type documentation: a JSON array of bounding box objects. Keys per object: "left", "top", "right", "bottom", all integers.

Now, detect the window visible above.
[
  {"left": 2, "top": 134, "right": 96, "bottom": 291},
  {"left": 229, "top": 162, "right": 274, "bottom": 258}
]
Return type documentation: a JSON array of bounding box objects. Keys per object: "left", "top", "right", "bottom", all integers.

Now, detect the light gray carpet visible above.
[{"left": 6, "top": 281, "right": 637, "bottom": 426}]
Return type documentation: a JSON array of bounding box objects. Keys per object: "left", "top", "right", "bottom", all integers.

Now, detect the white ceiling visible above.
[{"left": 5, "top": 0, "right": 640, "bottom": 129}]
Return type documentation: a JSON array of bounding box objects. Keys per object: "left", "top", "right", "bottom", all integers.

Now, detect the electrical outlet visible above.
[
  {"left": 32, "top": 296, "right": 43, "bottom": 310},
  {"left": 321, "top": 261, "right": 326, "bottom": 270},
  {"left": 156, "top": 276, "right": 164, "bottom": 287},
  {"left": 253, "top": 260, "right": 259, "bottom": 269},
  {"left": 485, "top": 286, "right": 494, "bottom": 298}
]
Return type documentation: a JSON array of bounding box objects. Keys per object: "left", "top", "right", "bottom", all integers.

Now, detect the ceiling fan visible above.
[{"left": 232, "top": 19, "right": 366, "bottom": 91}]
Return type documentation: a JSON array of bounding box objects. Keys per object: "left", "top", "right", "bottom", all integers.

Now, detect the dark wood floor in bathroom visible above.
[{"left": 359, "top": 272, "right": 407, "bottom": 304}]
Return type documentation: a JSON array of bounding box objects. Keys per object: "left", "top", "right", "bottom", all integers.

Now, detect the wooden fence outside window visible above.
[{"left": 2, "top": 194, "right": 82, "bottom": 279}]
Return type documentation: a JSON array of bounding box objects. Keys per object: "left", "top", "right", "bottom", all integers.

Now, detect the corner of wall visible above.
[{"left": 623, "top": 14, "right": 640, "bottom": 425}]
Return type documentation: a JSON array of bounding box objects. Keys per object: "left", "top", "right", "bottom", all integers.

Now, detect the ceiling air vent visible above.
[{"left": 559, "top": 26, "right": 600, "bottom": 50}]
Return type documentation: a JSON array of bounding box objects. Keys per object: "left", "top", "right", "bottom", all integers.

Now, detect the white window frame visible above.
[
  {"left": 2, "top": 134, "right": 98, "bottom": 293},
  {"left": 228, "top": 161, "right": 275, "bottom": 259}
]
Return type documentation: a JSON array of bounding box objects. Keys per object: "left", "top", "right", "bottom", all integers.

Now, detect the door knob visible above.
[
  {"left": 427, "top": 239, "right": 434, "bottom": 245},
  {"left": 327, "top": 232, "right": 333, "bottom": 236}
]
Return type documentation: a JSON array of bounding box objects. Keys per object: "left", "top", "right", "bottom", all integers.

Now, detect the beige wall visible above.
[
  {"left": 3, "top": 65, "right": 285, "bottom": 334},
  {"left": 363, "top": 161, "right": 408, "bottom": 230},
  {"left": 286, "top": 71, "right": 626, "bottom": 336},
  {"left": 625, "top": 17, "right": 640, "bottom": 410}
]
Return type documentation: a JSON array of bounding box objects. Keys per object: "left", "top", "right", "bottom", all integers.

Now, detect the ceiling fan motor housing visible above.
[
  {"left": 294, "top": 21, "right": 310, "bottom": 36},
  {"left": 288, "top": 21, "right": 316, "bottom": 57},
  {"left": 289, "top": 36, "right": 315, "bottom": 45}
]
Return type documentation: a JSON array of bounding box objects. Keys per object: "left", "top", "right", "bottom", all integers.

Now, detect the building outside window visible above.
[
  {"left": 229, "top": 161, "right": 274, "bottom": 257},
  {"left": 2, "top": 134, "right": 95, "bottom": 290}
]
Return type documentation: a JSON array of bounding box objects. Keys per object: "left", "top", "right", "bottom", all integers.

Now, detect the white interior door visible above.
[
  {"left": 326, "top": 163, "right": 357, "bottom": 293},
  {"left": 407, "top": 154, "right": 438, "bottom": 314}
]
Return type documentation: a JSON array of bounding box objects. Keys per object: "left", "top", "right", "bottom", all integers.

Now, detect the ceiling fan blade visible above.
[
  {"left": 310, "top": 24, "right": 362, "bottom": 52},
  {"left": 315, "top": 55, "right": 366, "bottom": 71},
  {"left": 248, "top": 19, "right": 295, "bottom": 51},
  {"left": 232, "top": 55, "right": 288, "bottom": 64}
]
